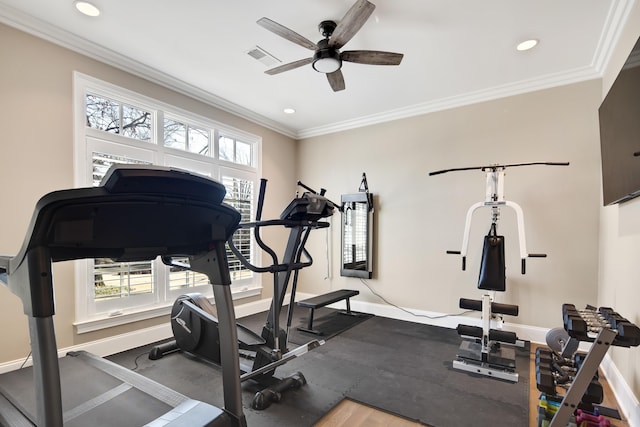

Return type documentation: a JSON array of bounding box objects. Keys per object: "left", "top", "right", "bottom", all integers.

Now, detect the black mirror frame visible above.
[{"left": 340, "top": 192, "right": 374, "bottom": 279}]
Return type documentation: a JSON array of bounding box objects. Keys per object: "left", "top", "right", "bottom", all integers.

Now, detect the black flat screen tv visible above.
[{"left": 599, "top": 37, "right": 640, "bottom": 205}]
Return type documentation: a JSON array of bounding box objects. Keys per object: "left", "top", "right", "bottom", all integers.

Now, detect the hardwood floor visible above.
[
  {"left": 315, "top": 344, "right": 629, "bottom": 427},
  {"left": 314, "top": 399, "right": 424, "bottom": 427}
]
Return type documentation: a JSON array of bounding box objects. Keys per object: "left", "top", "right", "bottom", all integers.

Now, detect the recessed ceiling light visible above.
[
  {"left": 283, "top": 108, "right": 296, "bottom": 114},
  {"left": 516, "top": 39, "right": 538, "bottom": 51},
  {"left": 74, "top": 1, "right": 100, "bottom": 17}
]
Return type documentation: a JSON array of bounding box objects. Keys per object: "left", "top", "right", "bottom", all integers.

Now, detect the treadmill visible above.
[{"left": 0, "top": 165, "right": 247, "bottom": 426}]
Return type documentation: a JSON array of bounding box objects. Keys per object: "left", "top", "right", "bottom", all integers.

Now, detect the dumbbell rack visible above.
[{"left": 542, "top": 305, "right": 640, "bottom": 427}]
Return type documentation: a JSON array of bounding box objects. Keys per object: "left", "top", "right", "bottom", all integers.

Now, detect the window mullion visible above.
[
  {"left": 156, "top": 110, "right": 164, "bottom": 146},
  {"left": 213, "top": 129, "right": 219, "bottom": 160},
  {"left": 155, "top": 258, "right": 166, "bottom": 304},
  {"left": 118, "top": 104, "right": 123, "bottom": 135}
]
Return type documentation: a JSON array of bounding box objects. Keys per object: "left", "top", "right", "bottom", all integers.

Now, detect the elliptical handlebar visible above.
[
  {"left": 252, "top": 179, "right": 279, "bottom": 267},
  {"left": 226, "top": 178, "right": 332, "bottom": 274}
]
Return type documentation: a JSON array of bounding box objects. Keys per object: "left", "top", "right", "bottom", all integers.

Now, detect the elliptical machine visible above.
[{"left": 150, "top": 179, "right": 336, "bottom": 410}]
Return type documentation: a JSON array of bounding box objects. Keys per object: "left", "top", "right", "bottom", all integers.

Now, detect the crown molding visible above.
[
  {"left": 1, "top": 0, "right": 633, "bottom": 141},
  {"left": 591, "top": 0, "right": 636, "bottom": 74},
  {"left": 0, "top": 3, "right": 298, "bottom": 139},
  {"left": 297, "top": 66, "right": 600, "bottom": 139}
]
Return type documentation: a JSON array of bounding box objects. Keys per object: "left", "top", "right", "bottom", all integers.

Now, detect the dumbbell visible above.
[
  {"left": 575, "top": 409, "right": 611, "bottom": 427},
  {"left": 535, "top": 352, "right": 555, "bottom": 394},
  {"left": 614, "top": 322, "right": 640, "bottom": 347},
  {"left": 536, "top": 369, "right": 556, "bottom": 395},
  {"left": 562, "top": 305, "right": 589, "bottom": 340},
  {"left": 581, "top": 379, "right": 604, "bottom": 405},
  {"left": 536, "top": 347, "right": 553, "bottom": 365},
  {"left": 598, "top": 307, "right": 640, "bottom": 347}
]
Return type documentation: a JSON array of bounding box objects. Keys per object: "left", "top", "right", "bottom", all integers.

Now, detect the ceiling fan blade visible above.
[
  {"left": 329, "top": 0, "right": 375, "bottom": 49},
  {"left": 257, "top": 17, "right": 317, "bottom": 51},
  {"left": 265, "top": 57, "right": 313, "bottom": 75},
  {"left": 327, "top": 70, "right": 346, "bottom": 92},
  {"left": 341, "top": 50, "right": 404, "bottom": 65}
]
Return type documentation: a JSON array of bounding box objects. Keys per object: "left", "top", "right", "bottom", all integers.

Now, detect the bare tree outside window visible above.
[
  {"left": 219, "top": 136, "right": 234, "bottom": 162},
  {"left": 86, "top": 93, "right": 151, "bottom": 142},
  {"left": 86, "top": 94, "right": 119, "bottom": 133},
  {"left": 122, "top": 105, "right": 151, "bottom": 141},
  {"left": 164, "top": 118, "right": 186, "bottom": 150},
  {"left": 189, "top": 126, "right": 209, "bottom": 155},
  {"left": 164, "top": 118, "right": 210, "bottom": 155},
  {"left": 219, "top": 136, "right": 253, "bottom": 166}
]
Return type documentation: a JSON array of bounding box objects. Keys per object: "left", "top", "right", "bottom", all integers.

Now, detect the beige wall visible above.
[
  {"left": 598, "top": 2, "right": 640, "bottom": 401},
  {"left": 297, "top": 80, "right": 602, "bottom": 329},
  {"left": 295, "top": 0, "right": 640, "bottom": 404},
  {"left": 0, "top": 23, "right": 297, "bottom": 363}
]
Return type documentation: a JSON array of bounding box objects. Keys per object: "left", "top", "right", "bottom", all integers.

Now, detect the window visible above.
[
  {"left": 74, "top": 73, "right": 262, "bottom": 331},
  {"left": 222, "top": 174, "right": 254, "bottom": 281},
  {"left": 86, "top": 94, "right": 152, "bottom": 141},
  {"left": 219, "top": 136, "right": 254, "bottom": 166},
  {"left": 163, "top": 117, "right": 210, "bottom": 156}
]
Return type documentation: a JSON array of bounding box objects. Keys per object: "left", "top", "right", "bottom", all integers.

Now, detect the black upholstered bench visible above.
[{"left": 296, "top": 289, "right": 359, "bottom": 335}]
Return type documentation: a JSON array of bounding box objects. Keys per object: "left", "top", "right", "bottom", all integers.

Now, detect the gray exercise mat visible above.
[{"left": 106, "top": 311, "right": 528, "bottom": 426}]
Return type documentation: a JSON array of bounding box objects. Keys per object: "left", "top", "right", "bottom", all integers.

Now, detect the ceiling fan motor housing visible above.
[{"left": 318, "top": 20, "right": 337, "bottom": 37}]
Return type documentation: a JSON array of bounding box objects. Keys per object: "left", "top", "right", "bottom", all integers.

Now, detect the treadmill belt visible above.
[{"left": 0, "top": 351, "right": 205, "bottom": 426}]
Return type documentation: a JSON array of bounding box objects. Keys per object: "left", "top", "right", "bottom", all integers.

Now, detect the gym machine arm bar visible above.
[
  {"left": 428, "top": 161, "right": 570, "bottom": 176},
  {"left": 434, "top": 163, "right": 569, "bottom": 274},
  {"left": 455, "top": 200, "right": 544, "bottom": 274}
]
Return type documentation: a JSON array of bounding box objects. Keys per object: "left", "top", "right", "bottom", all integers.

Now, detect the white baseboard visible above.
[
  {"left": 601, "top": 353, "right": 640, "bottom": 427},
  {"left": 0, "top": 323, "right": 174, "bottom": 374},
  {"left": 0, "top": 293, "right": 300, "bottom": 374},
  {"left": 2, "top": 292, "right": 637, "bottom": 427},
  {"left": 342, "top": 298, "right": 551, "bottom": 344}
]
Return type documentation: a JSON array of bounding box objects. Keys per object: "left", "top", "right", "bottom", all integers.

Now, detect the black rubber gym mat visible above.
[
  {"left": 106, "top": 310, "right": 529, "bottom": 426},
  {"left": 332, "top": 316, "right": 530, "bottom": 426},
  {"left": 239, "top": 304, "right": 374, "bottom": 345}
]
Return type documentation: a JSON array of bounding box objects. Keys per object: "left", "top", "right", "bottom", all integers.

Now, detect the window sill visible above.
[{"left": 74, "top": 285, "right": 262, "bottom": 334}]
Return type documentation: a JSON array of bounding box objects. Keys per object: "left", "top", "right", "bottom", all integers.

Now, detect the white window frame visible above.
[{"left": 73, "top": 72, "right": 262, "bottom": 333}]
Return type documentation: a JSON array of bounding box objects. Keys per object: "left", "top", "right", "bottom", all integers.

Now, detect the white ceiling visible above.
[{"left": 0, "top": 0, "right": 631, "bottom": 138}]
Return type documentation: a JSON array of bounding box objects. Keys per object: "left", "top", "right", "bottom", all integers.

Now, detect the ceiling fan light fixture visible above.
[
  {"left": 313, "top": 57, "right": 342, "bottom": 73},
  {"left": 74, "top": 1, "right": 100, "bottom": 17},
  {"left": 312, "top": 41, "right": 342, "bottom": 73},
  {"left": 516, "top": 39, "right": 538, "bottom": 51}
]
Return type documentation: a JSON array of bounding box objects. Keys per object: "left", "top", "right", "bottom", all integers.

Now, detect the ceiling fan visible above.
[{"left": 257, "top": 0, "right": 404, "bottom": 92}]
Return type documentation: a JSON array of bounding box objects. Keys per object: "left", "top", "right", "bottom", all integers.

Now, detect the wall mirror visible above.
[{"left": 341, "top": 175, "right": 374, "bottom": 279}]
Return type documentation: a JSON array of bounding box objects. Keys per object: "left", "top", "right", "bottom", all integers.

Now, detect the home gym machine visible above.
[
  {"left": 429, "top": 161, "right": 569, "bottom": 382},
  {"left": 535, "top": 304, "right": 640, "bottom": 426},
  {"left": 149, "top": 179, "right": 336, "bottom": 410},
  {"left": 0, "top": 165, "right": 246, "bottom": 426}
]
